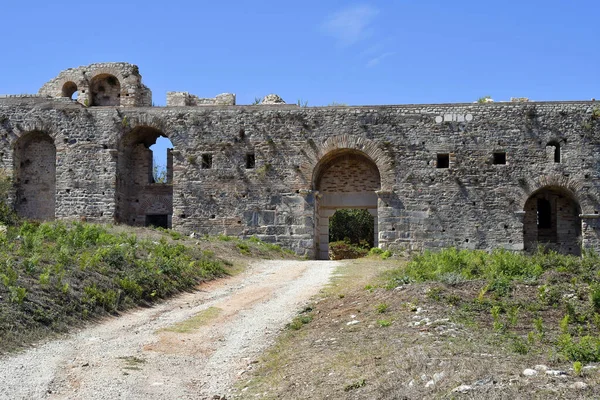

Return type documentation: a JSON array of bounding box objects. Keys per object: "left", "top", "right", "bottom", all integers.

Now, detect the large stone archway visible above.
[
  {"left": 523, "top": 186, "right": 582, "bottom": 255},
  {"left": 116, "top": 126, "right": 173, "bottom": 227},
  {"left": 313, "top": 149, "right": 381, "bottom": 259}
]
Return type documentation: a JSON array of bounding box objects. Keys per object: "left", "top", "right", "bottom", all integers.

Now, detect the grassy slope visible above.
[
  {"left": 237, "top": 250, "right": 600, "bottom": 399},
  {"left": 0, "top": 220, "right": 295, "bottom": 353}
]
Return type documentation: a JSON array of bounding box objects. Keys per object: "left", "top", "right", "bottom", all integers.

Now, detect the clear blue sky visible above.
[
  {"left": 1, "top": 1, "right": 598, "bottom": 106},
  {"left": 1, "top": 1, "right": 599, "bottom": 169}
]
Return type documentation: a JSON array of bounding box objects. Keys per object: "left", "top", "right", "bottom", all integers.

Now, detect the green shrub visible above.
[
  {"left": 329, "top": 241, "right": 368, "bottom": 260},
  {"left": 590, "top": 284, "right": 600, "bottom": 312},
  {"left": 557, "top": 334, "right": 600, "bottom": 362},
  {"left": 329, "top": 209, "right": 374, "bottom": 248},
  {"left": 369, "top": 247, "right": 383, "bottom": 256},
  {"left": 287, "top": 314, "right": 313, "bottom": 330},
  {"left": 573, "top": 361, "right": 583, "bottom": 375},
  {"left": 236, "top": 242, "right": 251, "bottom": 255},
  {"left": 375, "top": 303, "right": 389, "bottom": 313},
  {"left": 383, "top": 247, "right": 596, "bottom": 288},
  {"left": 510, "top": 336, "right": 530, "bottom": 355}
]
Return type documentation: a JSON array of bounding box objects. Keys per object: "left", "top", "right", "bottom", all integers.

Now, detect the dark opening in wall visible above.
[
  {"left": 547, "top": 141, "right": 560, "bottom": 163},
  {"left": 145, "top": 214, "right": 169, "bottom": 229},
  {"left": 537, "top": 198, "right": 552, "bottom": 229},
  {"left": 493, "top": 152, "right": 506, "bottom": 165},
  {"left": 201, "top": 154, "right": 213, "bottom": 169},
  {"left": 89, "top": 74, "right": 121, "bottom": 106},
  {"left": 61, "top": 81, "right": 78, "bottom": 100},
  {"left": 436, "top": 153, "right": 449, "bottom": 168},
  {"left": 246, "top": 153, "right": 256, "bottom": 169}
]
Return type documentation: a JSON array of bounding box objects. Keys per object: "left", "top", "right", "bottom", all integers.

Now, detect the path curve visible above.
[{"left": 0, "top": 260, "right": 340, "bottom": 399}]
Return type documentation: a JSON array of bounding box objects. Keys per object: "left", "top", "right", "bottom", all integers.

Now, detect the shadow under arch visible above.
[
  {"left": 115, "top": 125, "right": 173, "bottom": 228},
  {"left": 523, "top": 185, "right": 582, "bottom": 255},
  {"left": 14, "top": 131, "right": 56, "bottom": 220},
  {"left": 312, "top": 148, "right": 381, "bottom": 259},
  {"left": 89, "top": 73, "right": 121, "bottom": 106}
]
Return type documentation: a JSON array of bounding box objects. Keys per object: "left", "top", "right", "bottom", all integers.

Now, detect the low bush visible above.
[
  {"left": 384, "top": 247, "right": 600, "bottom": 286},
  {"left": 329, "top": 241, "right": 369, "bottom": 260}
]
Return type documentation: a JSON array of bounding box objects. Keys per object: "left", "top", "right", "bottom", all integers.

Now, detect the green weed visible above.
[{"left": 375, "top": 303, "right": 389, "bottom": 313}]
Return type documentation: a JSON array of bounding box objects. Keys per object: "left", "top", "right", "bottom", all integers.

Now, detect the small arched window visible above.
[
  {"left": 546, "top": 141, "right": 560, "bottom": 163},
  {"left": 61, "top": 81, "right": 78, "bottom": 100}
]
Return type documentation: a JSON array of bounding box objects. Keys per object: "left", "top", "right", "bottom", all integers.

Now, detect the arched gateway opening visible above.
[
  {"left": 116, "top": 126, "right": 173, "bottom": 228},
  {"left": 314, "top": 150, "right": 381, "bottom": 259},
  {"left": 523, "top": 186, "right": 581, "bottom": 255}
]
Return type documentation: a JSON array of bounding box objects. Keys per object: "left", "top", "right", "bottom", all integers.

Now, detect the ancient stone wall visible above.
[
  {"left": 14, "top": 131, "right": 56, "bottom": 220},
  {"left": 2, "top": 64, "right": 600, "bottom": 258}
]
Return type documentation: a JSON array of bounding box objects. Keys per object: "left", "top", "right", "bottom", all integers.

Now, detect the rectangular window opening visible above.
[
  {"left": 246, "top": 153, "right": 256, "bottom": 169},
  {"left": 493, "top": 152, "right": 506, "bottom": 165},
  {"left": 145, "top": 214, "right": 169, "bottom": 229},
  {"left": 201, "top": 153, "right": 213, "bottom": 169},
  {"left": 436, "top": 153, "right": 449, "bottom": 168}
]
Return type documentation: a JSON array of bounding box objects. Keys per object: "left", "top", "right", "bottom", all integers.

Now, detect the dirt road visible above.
[{"left": 0, "top": 260, "right": 340, "bottom": 400}]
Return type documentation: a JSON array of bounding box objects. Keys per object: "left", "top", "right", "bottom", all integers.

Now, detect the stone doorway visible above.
[
  {"left": 313, "top": 150, "right": 381, "bottom": 260},
  {"left": 523, "top": 186, "right": 582, "bottom": 255},
  {"left": 116, "top": 126, "right": 173, "bottom": 227}
]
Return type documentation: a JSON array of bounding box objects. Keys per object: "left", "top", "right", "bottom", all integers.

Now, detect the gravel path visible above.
[{"left": 0, "top": 259, "right": 340, "bottom": 400}]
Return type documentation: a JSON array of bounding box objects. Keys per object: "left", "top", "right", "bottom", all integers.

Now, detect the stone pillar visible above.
[
  {"left": 513, "top": 210, "right": 526, "bottom": 251},
  {"left": 368, "top": 208, "right": 379, "bottom": 248},
  {"left": 580, "top": 214, "right": 600, "bottom": 254},
  {"left": 318, "top": 208, "right": 336, "bottom": 260},
  {"left": 375, "top": 190, "right": 395, "bottom": 249}
]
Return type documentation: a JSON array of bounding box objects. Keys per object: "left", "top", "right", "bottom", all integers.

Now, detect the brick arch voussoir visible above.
[
  {"left": 120, "top": 117, "right": 180, "bottom": 148},
  {"left": 57, "top": 77, "right": 86, "bottom": 94},
  {"left": 86, "top": 67, "right": 125, "bottom": 85},
  {"left": 299, "top": 135, "right": 394, "bottom": 191},
  {"left": 13, "top": 124, "right": 63, "bottom": 150},
  {"left": 518, "top": 173, "right": 592, "bottom": 213}
]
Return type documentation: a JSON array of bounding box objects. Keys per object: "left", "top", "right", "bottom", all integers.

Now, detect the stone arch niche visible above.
[
  {"left": 61, "top": 81, "right": 78, "bottom": 99},
  {"left": 313, "top": 149, "right": 381, "bottom": 259},
  {"left": 89, "top": 74, "right": 121, "bottom": 106},
  {"left": 523, "top": 186, "right": 582, "bottom": 255},
  {"left": 116, "top": 126, "right": 173, "bottom": 228},
  {"left": 14, "top": 131, "right": 56, "bottom": 220}
]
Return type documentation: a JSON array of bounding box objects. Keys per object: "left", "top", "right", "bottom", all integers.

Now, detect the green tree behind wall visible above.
[{"left": 329, "top": 209, "right": 374, "bottom": 248}]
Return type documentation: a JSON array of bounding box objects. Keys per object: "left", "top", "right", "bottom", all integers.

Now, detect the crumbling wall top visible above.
[
  {"left": 38, "top": 62, "right": 152, "bottom": 107},
  {"left": 166, "top": 92, "right": 236, "bottom": 107}
]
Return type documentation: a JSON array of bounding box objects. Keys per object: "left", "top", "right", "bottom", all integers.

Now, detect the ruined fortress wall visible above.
[{"left": 1, "top": 91, "right": 600, "bottom": 258}]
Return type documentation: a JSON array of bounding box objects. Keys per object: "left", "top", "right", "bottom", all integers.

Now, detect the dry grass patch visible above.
[{"left": 159, "top": 306, "right": 222, "bottom": 333}]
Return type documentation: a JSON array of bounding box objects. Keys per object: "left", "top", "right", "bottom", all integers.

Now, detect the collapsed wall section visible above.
[
  {"left": 38, "top": 63, "right": 152, "bottom": 107},
  {"left": 166, "top": 92, "right": 236, "bottom": 106}
]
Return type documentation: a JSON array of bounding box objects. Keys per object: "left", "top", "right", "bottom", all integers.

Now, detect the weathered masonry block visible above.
[{"left": 1, "top": 62, "right": 600, "bottom": 259}]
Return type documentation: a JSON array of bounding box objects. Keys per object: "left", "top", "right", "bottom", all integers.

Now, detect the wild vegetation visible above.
[
  {"left": 238, "top": 248, "right": 600, "bottom": 399},
  {"left": 0, "top": 220, "right": 230, "bottom": 352},
  {"left": 328, "top": 209, "right": 375, "bottom": 259},
  {"left": 385, "top": 248, "right": 600, "bottom": 363}
]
